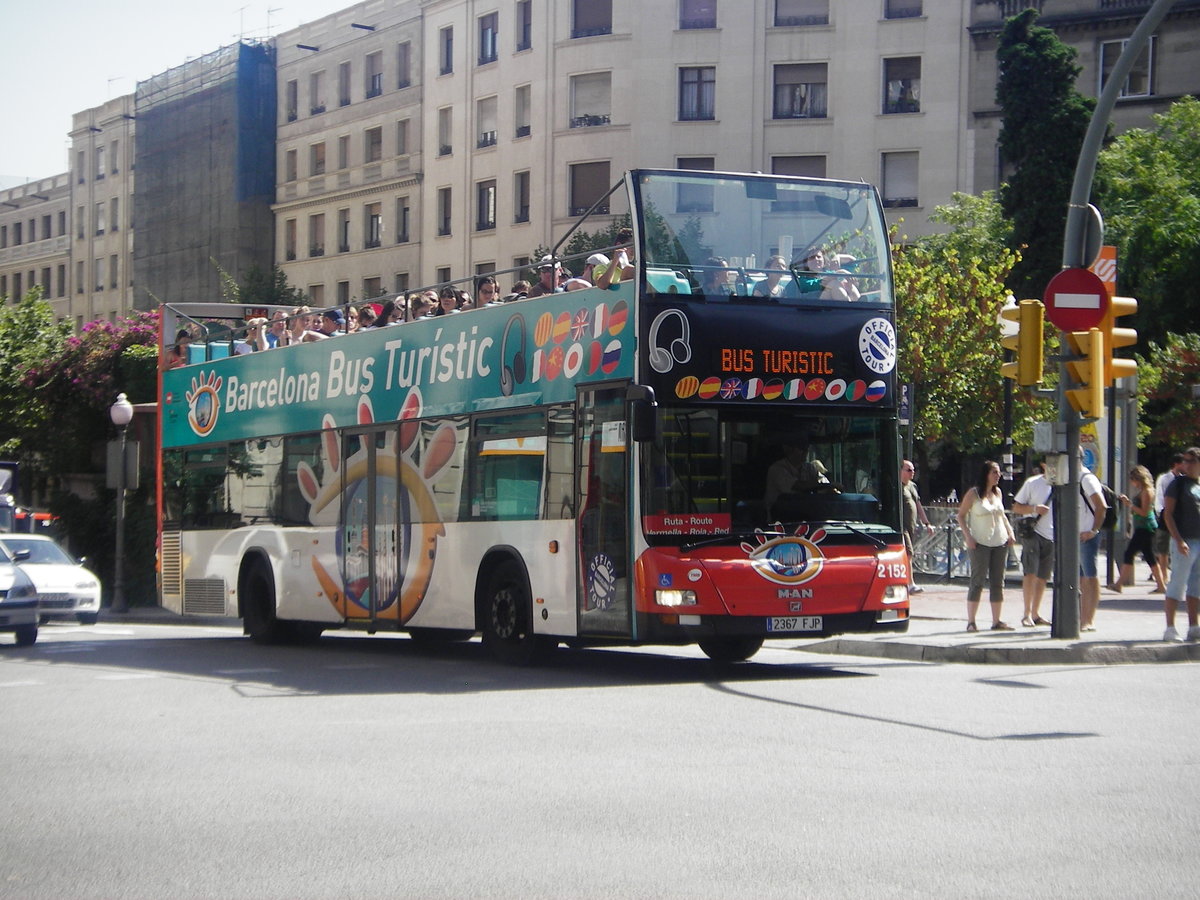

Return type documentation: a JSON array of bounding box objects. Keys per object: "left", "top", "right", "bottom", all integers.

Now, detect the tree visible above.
[
  {"left": 215, "top": 261, "right": 306, "bottom": 306},
  {"left": 996, "top": 8, "right": 1095, "bottom": 298},
  {"left": 895, "top": 192, "right": 1053, "bottom": 454},
  {"left": 1135, "top": 334, "right": 1200, "bottom": 452},
  {"left": 1094, "top": 96, "right": 1200, "bottom": 348}
]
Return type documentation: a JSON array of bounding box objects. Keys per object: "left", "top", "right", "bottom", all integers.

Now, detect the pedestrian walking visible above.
[
  {"left": 1154, "top": 453, "right": 1185, "bottom": 585},
  {"left": 1012, "top": 461, "right": 1054, "bottom": 627},
  {"left": 1161, "top": 447, "right": 1200, "bottom": 642},
  {"left": 900, "top": 459, "right": 932, "bottom": 594},
  {"left": 956, "top": 461, "right": 1016, "bottom": 632},
  {"left": 1078, "top": 457, "right": 1108, "bottom": 632},
  {"left": 1114, "top": 465, "right": 1166, "bottom": 594}
]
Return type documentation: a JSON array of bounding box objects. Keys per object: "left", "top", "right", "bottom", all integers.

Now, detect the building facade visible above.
[{"left": 0, "top": 174, "right": 71, "bottom": 317}]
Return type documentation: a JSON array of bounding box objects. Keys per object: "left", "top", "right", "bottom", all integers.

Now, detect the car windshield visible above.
[{"left": 0, "top": 539, "right": 74, "bottom": 565}]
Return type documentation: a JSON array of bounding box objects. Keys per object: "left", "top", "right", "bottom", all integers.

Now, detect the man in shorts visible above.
[
  {"left": 1153, "top": 453, "right": 1185, "bottom": 588},
  {"left": 1012, "top": 462, "right": 1054, "bottom": 627},
  {"left": 1161, "top": 447, "right": 1200, "bottom": 642},
  {"left": 1078, "top": 461, "right": 1107, "bottom": 632}
]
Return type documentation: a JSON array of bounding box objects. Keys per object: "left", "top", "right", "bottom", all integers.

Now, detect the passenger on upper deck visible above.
[
  {"left": 595, "top": 229, "right": 635, "bottom": 290},
  {"left": 794, "top": 247, "right": 860, "bottom": 302},
  {"left": 700, "top": 257, "right": 735, "bottom": 297},
  {"left": 752, "top": 256, "right": 789, "bottom": 299},
  {"left": 318, "top": 309, "right": 345, "bottom": 336},
  {"left": 476, "top": 276, "right": 499, "bottom": 305},
  {"left": 165, "top": 329, "right": 192, "bottom": 368},
  {"left": 527, "top": 257, "right": 565, "bottom": 298},
  {"left": 357, "top": 304, "right": 378, "bottom": 329}
]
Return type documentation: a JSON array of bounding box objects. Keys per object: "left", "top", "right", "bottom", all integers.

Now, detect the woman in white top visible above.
[{"left": 956, "top": 460, "right": 1016, "bottom": 632}]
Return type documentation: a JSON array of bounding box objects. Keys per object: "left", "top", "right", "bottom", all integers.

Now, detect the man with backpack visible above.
[
  {"left": 1161, "top": 447, "right": 1200, "bottom": 643},
  {"left": 1078, "top": 458, "right": 1109, "bottom": 633}
]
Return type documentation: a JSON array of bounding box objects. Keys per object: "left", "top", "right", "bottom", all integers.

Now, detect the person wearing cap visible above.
[
  {"left": 527, "top": 256, "right": 564, "bottom": 298},
  {"left": 582, "top": 252, "right": 609, "bottom": 286},
  {"left": 596, "top": 228, "right": 635, "bottom": 289},
  {"left": 318, "top": 308, "right": 345, "bottom": 336}
]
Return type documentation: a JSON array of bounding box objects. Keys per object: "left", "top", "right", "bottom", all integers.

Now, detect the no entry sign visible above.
[{"left": 1043, "top": 268, "right": 1108, "bottom": 331}]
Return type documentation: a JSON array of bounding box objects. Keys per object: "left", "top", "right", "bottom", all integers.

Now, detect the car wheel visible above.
[
  {"left": 77, "top": 613, "right": 99, "bottom": 626},
  {"left": 14, "top": 623, "right": 38, "bottom": 647}
]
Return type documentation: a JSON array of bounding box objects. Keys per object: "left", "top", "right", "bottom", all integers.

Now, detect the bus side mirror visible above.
[{"left": 627, "top": 385, "right": 658, "bottom": 443}]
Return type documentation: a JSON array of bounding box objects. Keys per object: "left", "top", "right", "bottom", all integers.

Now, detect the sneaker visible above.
[
  {"left": 1164, "top": 627, "right": 1183, "bottom": 643},
  {"left": 1188, "top": 626, "right": 1200, "bottom": 642}
]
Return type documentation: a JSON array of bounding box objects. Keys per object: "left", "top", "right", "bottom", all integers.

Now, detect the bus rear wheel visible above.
[
  {"left": 243, "top": 562, "right": 287, "bottom": 644},
  {"left": 699, "top": 636, "right": 763, "bottom": 663},
  {"left": 481, "top": 561, "right": 551, "bottom": 666}
]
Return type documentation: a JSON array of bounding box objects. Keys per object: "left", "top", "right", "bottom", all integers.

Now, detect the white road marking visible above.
[{"left": 0, "top": 680, "right": 44, "bottom": 688}]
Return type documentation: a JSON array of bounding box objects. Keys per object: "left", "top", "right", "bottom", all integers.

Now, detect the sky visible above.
[{"left": 0, "top": 0, "right": 354, "bottom": 188}]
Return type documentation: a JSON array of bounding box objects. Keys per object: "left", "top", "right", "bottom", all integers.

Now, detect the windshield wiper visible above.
[{"left": 681, "top": 530, "right": 786, "bottom": 553}]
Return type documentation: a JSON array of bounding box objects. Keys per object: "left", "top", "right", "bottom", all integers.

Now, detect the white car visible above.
[
  {"left": 0, "top": 541, "right": 38, "bottom": 645},
  {"left": 0, "top": 535, "right": 101, "bottom": 626}
]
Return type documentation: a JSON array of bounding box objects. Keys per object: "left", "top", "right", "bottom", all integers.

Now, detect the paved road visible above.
[{"left": 2, "top": 620, "right": 1197, "bottom": 899}]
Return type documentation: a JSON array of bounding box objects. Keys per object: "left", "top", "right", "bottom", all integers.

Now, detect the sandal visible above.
[
  {"left": 966, "top": 622, "right": 978, "bottom": 633},
  {"left": 991, "top": 622, "right": 1015, "bottom": 631},
  {"left": 1033, "top": 617, "right": 1051, "bottom": 626},
  {"left": 1021, "top": 617, "right": 1035, "bottom": 627}
]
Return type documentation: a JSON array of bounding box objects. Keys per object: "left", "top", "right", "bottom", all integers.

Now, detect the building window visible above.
[
  {"left": 363, "top": 277, "right": 382, "bottom": 299},
  {"left": 440, "top": 27, "right": 454, "bottom": 75},
  {"left": 396, "top": 197, "right": 410, "bottom": 243},
  {"left": 514, "top": 170, "right": 531, "bottom": 223},
  {"left": 310, "top": 71, "right": 326, "bottom": 114},
  {"left": 365, "top": 126, "right": 383, "bottom": 163},
  {"left": 12, "top": 272, "right": 21, "bottom": 300},
  {"left": 397, "top": 42, "right": 412, "bottom": 88},
  {"left": 679, "top": 67, "right": 716, "bottom": 121},
  {"left": 57, "top": 210, "right": 66, "bottom": 236},
  {"left": 436, "top": 266, "right": 451, "bottom": 285},
  {"left": 338, "top": 61, "right": 352, "bottom": 106},
  {"left": 76, "top": 261, "right": 83, "bottom": 294},
  {"left": 773, "top": 63, "right": 827, "bottom": 119},
  {"left": 1101, "top": 37, "right": 1154, "bottom": 98},
  {"left": 676, "top": 157, "right": 715, "bottom": 213},
  {"left": 883, "top": 57, "right": 920, "bottom": 114},
  {"left": 516, "top": 0, "right": 532, "bottom": 50},
  {"left": 771, "top": 155, "right": 826, "bottom": 209},
  {"left": 76, "top": 207, "right": 84, "bottom": 240},
  {"left": 395, "top": 272, "right": 410, "bottom": 293},
  {"left": 95, "top": 145, "right": 105, "bottom": 180},
  {"left": 680, "top": 0, "right": 717, "bottom": 29},
  {"left": 477, "top": 96, "right": 498, "bottom": 148},
  {"left": 94, "top": 202, "right": 105, "bottom": 235},
  {"left": 438, "top": 107, "right": 453, "bottom": 156},
  {"left": 309, "top": 284, "right": 326, "bottom": 307},
  {"left": 286, "top": 79, "right": 298, "bottom": 121},
  {"left": 285, "top": 148, "right": 298, "bottom": 181},
  {"left": 338, "top": 208, "right": 351, "bottom": 252},
  {"left": 571, "top": 72, "right": 612, "bottom": 128},
  {"left": 396, "top": 119, "right": 409, "bottom": 155},
  {"left": 479, "top": 12, "right": 499, "bottom": 65},
  {"left": 884, "top": 0, "right": 922, "bottom": 19},
  {"left": 0, "top": 225, "right": 6, "bottom": 249},
  {"left": 109, "top": 255, "right": 118, "bottom": 289},
  {"left": 774, "top": 0, "right": 828, "bottom": 27},
  {"left": 110, "top": 140, "right": 120, "bottom": 174},
  {"left": 881, "top": 151, "right": 919, "bottom": 208},
  {"left": 309, "top": 214, "right": 325, "bottom": 257},
  {"left": 338, "top": 135, "right": 350, "bottom": 169},
  {"left": 94, "top": 258, "right": 104, "bottom": 291},
  {"left": 573, "top": 0, "right": 612, "bottom": 38},
  {"left": 365, "top": 51, "right": 383, "bottom": 98},
  {"left": 56, "top": 264, "right": 65, "bottom": 298},
  {"left": 110, "top": 198, "right": 119, "bottom": 232},
  {"left": 77, "top": 151, "right": 86, "bottom": 183},
  {"left": 365, "top": 202, "right": 382, "bottom": 248},
  {"left": 285, "top": 218, "right": 297, "bottom": 260},
  {"left": 438, "top": 187, "right": 453, "bottom": 236},
  {"left": 476, "top": 180, "right": 497, "bottom": 231},
  {"left": 515, "top": 84, "right": 532, "bottom": 137},
  {"left": 570, "top": 161, "right": 610, "bottom": 216},
  {"left": 310, "top": 141, "right": 326, "bottom": 175},
  {"left": 337, "top": 281, "right": 350, "bottom": 305},
  {"left": 41, "top": 214, "right": 51, "bottom": 240}
]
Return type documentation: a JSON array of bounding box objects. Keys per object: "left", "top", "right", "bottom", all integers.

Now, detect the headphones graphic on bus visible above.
[
  {"left": 648, "top": 308, "right": 692, "bottom": 374},
  {"left": 500, "top": 314, "right": 527, "bottom": 396}
]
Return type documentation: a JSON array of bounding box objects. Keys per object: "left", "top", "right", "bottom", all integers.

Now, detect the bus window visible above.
[{"left": 469, "top": 412, "right": 546, "bottom": 521}]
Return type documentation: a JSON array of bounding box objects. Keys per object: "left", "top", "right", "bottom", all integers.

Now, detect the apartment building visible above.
[
  {"left": 275, "top": 0, "right": 974, "bottom": 301},
  {"left": 0, "top": 174, "right": 71, "bottom": 318},
  {"left": 67, "top": 95, "right": 136, "bottom": 327},
  {"left": 968, "top": 0, "right": 1200, "bottom": 193}
]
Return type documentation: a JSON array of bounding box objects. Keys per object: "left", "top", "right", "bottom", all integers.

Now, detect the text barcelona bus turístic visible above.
[{"left": 158, "top": 169, "right": 909, "bottom": 663}]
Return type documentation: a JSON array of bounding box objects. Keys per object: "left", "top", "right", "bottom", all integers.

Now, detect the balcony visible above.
[
  {"left": 439, "top": 145, "right": 453, "bottom": 157},
  {"left": 366, "top": 86, "right": 382, "bottom": 100},
  {"left": 364, "top": 238, "right": 381, "bottom": 249},
  {"left": 571, "top": 25, "right": 612, "bottom": 38},
  {"left": 287, "top": 111, "right": 298, "bottom": 122},
  {"left": 570, "top": 114, "right": 611, "bottom": 128},
  {"left": 680, "top": 16, "right": 716, "bottom": 29},
  {"left": 774, "top": 15, "right": 829, "bottom": 26},
  {"left": 478, "top": 52, "right": 498, "bottom": 66},
  {"left": 477, "top": 131, "right": 498, "bottom": 149},
  {"left": 515, "top": 124, "right": 531, "bottom": 138},
  {"left": 882, "top": 197, "right": 918, "bottom": 208},
  {"left": 310, "top": 104, "right": 326, "bottom": 115},
  {"left": 310, "top": 245, "right": 325, "bottom": 258},
  {"left": 476, "top": 220, "right": 496, "bottom": 232},
  {"left": 398, "top": 79, "right": 411, "bottom": 89},
  {"left": 285, "top": 249, "right": 297, "bottom": 260}
]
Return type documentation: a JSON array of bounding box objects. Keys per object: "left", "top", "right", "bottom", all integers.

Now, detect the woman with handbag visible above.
[
  {"left": 957, "top": 461, "right": 1017, "bottom": 632},
  {"left": 1115, "top": 465, "right": 1167, "bottom": 594}
]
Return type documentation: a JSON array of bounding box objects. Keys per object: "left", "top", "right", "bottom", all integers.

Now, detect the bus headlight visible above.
[
  {"left": 881, "top": 585, "right": 908, "bottom": 605},
  {"left": 656, "top": 589, "right": 697, "bottom": 607}
]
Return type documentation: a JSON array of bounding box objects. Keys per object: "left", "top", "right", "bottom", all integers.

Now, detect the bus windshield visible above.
[
  {"left": 641, "top": 407, "right": 900, "bottom": 543},
  {"left": 634, "top": 171, "right": 890, "bottom": 305}
]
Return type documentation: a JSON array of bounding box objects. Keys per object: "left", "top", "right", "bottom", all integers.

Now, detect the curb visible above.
[{"left": 800, "top": 637, "right": 1200, "bottom": 665}]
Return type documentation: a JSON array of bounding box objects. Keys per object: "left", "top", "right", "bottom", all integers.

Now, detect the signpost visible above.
[{"left": 1043, "top": 268, "right": 1108, "bottom": 332}]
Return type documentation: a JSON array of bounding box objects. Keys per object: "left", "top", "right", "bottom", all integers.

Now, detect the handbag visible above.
[{"left": 1016, "top": 516, "right": 1038, "bottom": 540}]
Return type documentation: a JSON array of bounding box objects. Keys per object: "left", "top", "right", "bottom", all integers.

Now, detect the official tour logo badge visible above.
[{"left": 858, "top": 318, "right": 896, "bottom": 375}]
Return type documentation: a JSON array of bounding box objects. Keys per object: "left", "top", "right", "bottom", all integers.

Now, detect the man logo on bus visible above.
[
  {"left": 185, "top": 371, "right": 222, "bottom": 437},
  {"left": 740, "top": 524, "right": 827, "bottom": 586},
  {"left": 297, "top": 390, "right": 456, "bottom": 625}
]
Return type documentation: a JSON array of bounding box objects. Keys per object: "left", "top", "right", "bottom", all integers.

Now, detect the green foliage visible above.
[
  {"left": 1094, "top": 96, "right": 1200, "bottom": 348},
  {"left": 894, "top": 192, "right": 1053, "bottom": 453},
  {"left": 0, "top": 287, "right": 70, "bottom": 469},
  {"left": 1135, "top": 333, "right": 1200, "bottom": 450},
  {"left": 996, "top": 8, "right": 1095, "bottom": 297},
  {"left": 215, "top": 260, "right": 306, "bottom": 306}
]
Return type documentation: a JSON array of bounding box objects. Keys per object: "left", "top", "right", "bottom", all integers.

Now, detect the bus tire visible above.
[
  {"left": 14, "top": 623, "right": 38, "bottom": 647},
  {"left": 480, "top": 561, "right": 552, "bottom": 666},
  {"left": 242, "top": 561, "right": 286, "bottom": 644},
  {"left": 699, "top": 636, "right": 763, "bottom": 663},
  {"left": 407, "top": 627, "right": 474, "bottom": 645}
]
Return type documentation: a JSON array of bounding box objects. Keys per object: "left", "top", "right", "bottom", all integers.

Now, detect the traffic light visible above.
[
  {"left": 1066, "top": 328, "right": 1105, "bottom": 420},
  {"left": 1103, "top": 295, "right": 1138, "bottom": 383},
  {"left": 1000, "top": 299, "right": 1045, "bottom": 386}
]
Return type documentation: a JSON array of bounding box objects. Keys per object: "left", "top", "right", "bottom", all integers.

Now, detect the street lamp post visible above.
[{"left": 109, "top": 393, "right": 133, "bottom": 614}]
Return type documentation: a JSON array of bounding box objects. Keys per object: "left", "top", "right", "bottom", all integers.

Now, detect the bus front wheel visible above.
[
  {"left": 699, "top": 636, "right": 763, "bottom": 663},
  {"left": 481, "top": 561, "right": 552, "bottom": 666}
]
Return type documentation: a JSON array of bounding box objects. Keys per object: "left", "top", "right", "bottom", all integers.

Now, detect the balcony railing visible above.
[
  {"left": 570, "top": 114, "right": 611, "bottom": 128},
  {"left": 310, "top": 104, "right": 326, "bottom": 115},
  {"left": 882, "top": 197, "right": 918, "bottom": 208},
  {"left": 515, "top": 124, "right": 531, "bottom": 138},
  {"left": 571, "top": 205, "right": 609, "bottom": 216},
  {"left": 476, "top": 220, "right": 496, "bottom": 231},
  {"left": 439, "top": 144, "right": 453, "bottom": 157},
  {"left": 680, "top": 17, "right": 717, "bottom": 29},
  {"left": 477, "top": 131, "right": 498, "bottom": 148},
  {"left": 310, "top": 246, "right": 325, "bottom": 257},
  {"left": 285, "top": 249, "right": 297, "bottom": 261},
  {"left": 774, "top": 15, "right": 829, "bottom": 27},
  {"left": 571, "top": 25, "right": 613, "bottom": 38},
  {"left": 364, "top": 238, "right": 381, "bottom": 249}
]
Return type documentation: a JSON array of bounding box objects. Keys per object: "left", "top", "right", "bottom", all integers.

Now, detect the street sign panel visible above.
[{"left": 1043, "top": 268, "right": 1108, "bottom": 331}]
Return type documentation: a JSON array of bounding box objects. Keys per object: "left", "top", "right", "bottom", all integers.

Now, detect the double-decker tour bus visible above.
[{"left": 157, "top": 169, "right": 908, "bottom": 663}]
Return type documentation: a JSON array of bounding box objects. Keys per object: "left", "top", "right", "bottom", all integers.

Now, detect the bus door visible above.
[
  {"left": 576, "top": 386, "right": 633, "bottom": 638},
  {"left": 339, "top": 427, "right": 399, "bottom": 623}
]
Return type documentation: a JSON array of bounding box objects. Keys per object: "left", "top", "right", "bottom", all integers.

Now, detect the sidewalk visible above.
[{"left": 801, "top": 575, "right": 1200, "bottom": 665}]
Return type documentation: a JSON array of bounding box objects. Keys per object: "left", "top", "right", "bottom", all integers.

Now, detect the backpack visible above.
[{"left": 1081, "top": 482, "right": 1119, "bottom": 531}]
